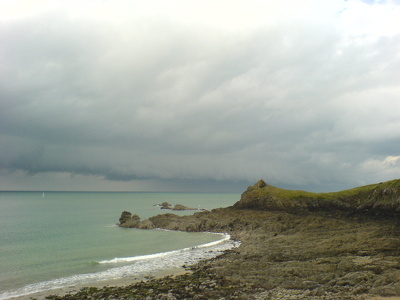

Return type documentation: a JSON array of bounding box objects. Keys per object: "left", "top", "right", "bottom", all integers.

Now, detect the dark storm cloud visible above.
[{"left": 1, "top": 0, "right": 400, "bottom": 191}]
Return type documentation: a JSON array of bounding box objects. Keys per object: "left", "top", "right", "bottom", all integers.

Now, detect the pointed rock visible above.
[
  {"left": 257, "top": 179, "right": 267, "bottom": 188},
  {"left": 119, "top": 211, "right": 132, "bottom": 224}
]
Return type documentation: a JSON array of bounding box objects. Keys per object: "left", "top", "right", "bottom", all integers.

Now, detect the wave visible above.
[
  {"left": 98, "top": 233, "right": 231, "bottom": 264},
  {"left": 0, "top": 233, "right": 239, "bottom": 300}
]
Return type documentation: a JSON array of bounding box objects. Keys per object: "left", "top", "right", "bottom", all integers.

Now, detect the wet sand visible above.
[{"left": 7, "top": 267, "right": 189, "bottom": 300}]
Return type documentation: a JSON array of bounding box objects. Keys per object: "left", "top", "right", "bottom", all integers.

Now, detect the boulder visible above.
[
  {"left": 118, "top": 211, "right": 141, "bottom": 227},
  {"left": 172, "top": 204, "right": 197, "bottom": 211},
  {"left": 119, "top": 211, "right": 132, "bottom": 224},
  {"left": 160, "top": 202, "right": 172, "bottom": 209}
]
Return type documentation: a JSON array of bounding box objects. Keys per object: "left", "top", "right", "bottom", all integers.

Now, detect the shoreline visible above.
[
  {"left": 7, "top": 267, "right": 190, "bottom": 300},
  {"left": 10, "top": 206, "right": 400, "bottom": 299},
  {"left": 3, "top": 233, "right": 235, "bottom": 300}
]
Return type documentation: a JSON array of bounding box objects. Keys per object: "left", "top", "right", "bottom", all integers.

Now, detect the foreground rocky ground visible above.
[{"left": 44, "top": 180, "right": 400, "bottom": 299}]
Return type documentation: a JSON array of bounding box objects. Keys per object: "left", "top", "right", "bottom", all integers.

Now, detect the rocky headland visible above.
[
  {"left": 46, "top": 179, "right": 400, "bottom": 299},
  {"left": 235, "top": 179, "right": 400, "bottom": 217}
]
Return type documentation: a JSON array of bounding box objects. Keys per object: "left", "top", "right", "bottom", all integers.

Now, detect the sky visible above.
[{"left": 1, "top": 0, "right": 400, "bottom": 192}]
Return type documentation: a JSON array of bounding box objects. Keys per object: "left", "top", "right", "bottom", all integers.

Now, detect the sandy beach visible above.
[{"left": 7, "top": 267, "right": 189, "bottom": 300}]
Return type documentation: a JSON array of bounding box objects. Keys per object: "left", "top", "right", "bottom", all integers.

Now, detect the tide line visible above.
[
  {"left": 98, "top": 233, "right": 230, "bottom": 264},
  {"left": 0, "top": 233, "right": 239, "bottom": 300}
]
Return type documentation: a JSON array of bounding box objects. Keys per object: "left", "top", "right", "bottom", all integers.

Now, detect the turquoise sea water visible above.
[{"left": 0, "top": 192, "right": 239, "bottom": 299}]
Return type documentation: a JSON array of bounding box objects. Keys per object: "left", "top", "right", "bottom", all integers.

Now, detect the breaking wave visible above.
[
  {"left": 98, "top": 233, "right": 232, "bottom": 264},
  {"left": 0, "top": 233, "right": 239, "bottom": 300}
]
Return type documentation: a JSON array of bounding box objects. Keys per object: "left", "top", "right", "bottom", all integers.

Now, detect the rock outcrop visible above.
[
  {"left": 160, "top": 202, "right": 172, "bottom": 209},
  {"left": 119, "top": 211, "right": 132, "bottom": 224},
  {"left": 118, "top": 211, "right": 141, "bottom": 227},
  {"left": 171, "top": 204, "right": 199, "bottom": 211},
  {"left": 118, "top": 207, "right": 257, "bottom": 233},
  {"left": 156, "top": 202, "right": 203, "bottom": 211}
]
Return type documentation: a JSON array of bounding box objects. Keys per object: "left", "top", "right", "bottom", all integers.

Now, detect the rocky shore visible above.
[{"left": 43, "top": 179, "right": 400, "bottom": 299}]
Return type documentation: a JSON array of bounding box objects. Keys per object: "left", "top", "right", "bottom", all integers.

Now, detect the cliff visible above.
[{"left": 233, "top": 179, "right": 400, "bottom": 217}]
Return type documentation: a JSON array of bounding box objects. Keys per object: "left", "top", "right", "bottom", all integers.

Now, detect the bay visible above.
[{"left": 0, "top": 192, "right": 239, "bottom": 299}]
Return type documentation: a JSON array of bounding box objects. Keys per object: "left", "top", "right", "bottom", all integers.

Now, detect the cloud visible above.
[
  {"left": 362, "top": 155, "right": 400, "bottom": 170},
  {"left": 361, "top": 156, "right": 400, "bottom": 183},
  {"left": 1, "top": 0, "right": 400, "bottom": 191}
]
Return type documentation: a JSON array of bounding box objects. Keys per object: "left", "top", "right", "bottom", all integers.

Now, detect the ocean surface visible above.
[{"left": 0, "top": 192, "right": 240, "bottom": 299}]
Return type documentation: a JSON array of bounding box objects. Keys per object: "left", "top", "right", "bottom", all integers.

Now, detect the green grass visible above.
[{"left": 235, "top": 179, "right": 400, "bottom": 215}]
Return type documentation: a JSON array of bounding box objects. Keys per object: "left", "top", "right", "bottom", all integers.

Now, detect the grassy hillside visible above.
[{"left": 233, "top": 179, "right": 400, "bottom": 216}]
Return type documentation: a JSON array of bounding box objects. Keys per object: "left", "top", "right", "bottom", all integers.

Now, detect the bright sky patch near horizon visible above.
[{"left": 1, "top": 0, "right": 400, "bottom": 192}]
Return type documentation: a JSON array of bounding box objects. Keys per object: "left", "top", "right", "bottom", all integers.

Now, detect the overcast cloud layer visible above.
[{"left": 1, "top": 0, "right": 400, "bottom": 192}]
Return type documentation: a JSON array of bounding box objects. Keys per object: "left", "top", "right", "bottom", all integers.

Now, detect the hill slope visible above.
[{"left": 233, "top": 179, "right": 400, "bottom": 216}]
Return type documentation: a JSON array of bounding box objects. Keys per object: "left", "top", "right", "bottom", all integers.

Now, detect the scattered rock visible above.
[
  {"left": 171, "top": 204, "right": 197, "bottom": 211},
  {"left": 119, "top": 211, "right": 132, "bottom": 224},
  {"left": 118, "top": 211, "right": 141, "bottom": 227},
  {"left": 160, "top": 202, "right": 172, "bottom": 209},
  {"left": 156, "top": 202, "right": 204, "bottom": 211}
]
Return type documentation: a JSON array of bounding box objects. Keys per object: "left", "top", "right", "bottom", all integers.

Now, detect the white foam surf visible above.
[
  {"left": 98, "top": 233, "right": 231, "bottom": 264},
  {"left": 0, "top": 233, "right": 239, "bottom": 300}
]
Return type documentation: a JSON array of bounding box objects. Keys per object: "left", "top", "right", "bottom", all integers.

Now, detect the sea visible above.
[{"left": 0, "top": 191, "right": 240, "bottom": 299}]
